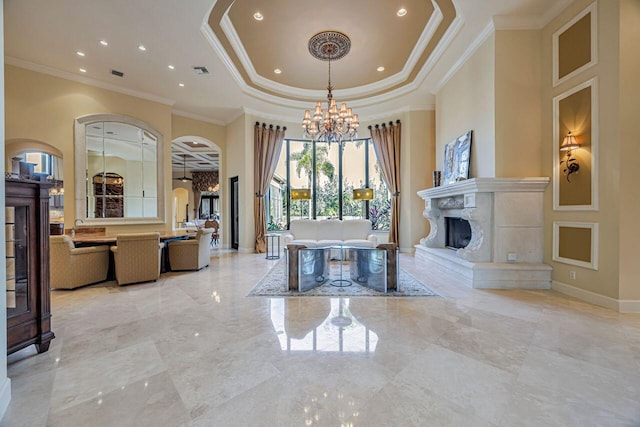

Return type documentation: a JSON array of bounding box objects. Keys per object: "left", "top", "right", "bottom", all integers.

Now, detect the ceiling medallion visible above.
[{"left": 302, "top": 31, "right": 359, "bottom": 144}]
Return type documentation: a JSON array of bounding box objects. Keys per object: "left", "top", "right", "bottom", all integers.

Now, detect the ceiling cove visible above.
[{"left": 202, "top": 0, "right": 459, "bottom": 106}]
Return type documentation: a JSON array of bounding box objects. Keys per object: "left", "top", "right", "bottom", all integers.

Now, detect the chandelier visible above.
[{"left": 302, "top": 31, "right": 359, "bottom": 144}]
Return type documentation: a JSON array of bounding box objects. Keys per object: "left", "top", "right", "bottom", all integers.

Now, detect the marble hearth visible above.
[{"left": 415, "top": 178, "right": 552, "bottom": 289}]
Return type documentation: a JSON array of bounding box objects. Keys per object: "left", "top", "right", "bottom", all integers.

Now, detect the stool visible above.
[{"left": 265, "top": 233, "right": 280, "bottom": 260}]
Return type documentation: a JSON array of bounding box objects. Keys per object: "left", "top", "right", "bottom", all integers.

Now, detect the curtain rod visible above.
[
  {"left": 255, "top": 122, "right": 287, "bottom": 131},
  {"left": 367, "top": 119, "right": 401, "bottom": 130}
]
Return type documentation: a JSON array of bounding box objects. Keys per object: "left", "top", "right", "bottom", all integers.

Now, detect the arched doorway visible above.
[
  {"left": 171, "top": 136, "right": 222, "bottom": 240},
  {"left": 172, "top": 188, "right": 189, "bottom": 229}
]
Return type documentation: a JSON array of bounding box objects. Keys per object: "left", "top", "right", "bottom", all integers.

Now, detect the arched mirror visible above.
[{"left": 75, "top": 114, "right": 165, "bottom": 224}]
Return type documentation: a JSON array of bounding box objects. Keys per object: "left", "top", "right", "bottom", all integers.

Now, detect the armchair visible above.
[
  {"left": 50, "top": 235, "right": 109, "bottom": 289},
  {"left": 168, "top": 228, "right": 213, "bottom": 271},
  {"left": 110, "top": 232, "right": 162, "bottom": 285}
]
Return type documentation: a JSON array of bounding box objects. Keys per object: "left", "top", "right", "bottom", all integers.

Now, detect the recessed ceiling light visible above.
[
  {"left": 274, "top": 68, "right": 282, "bottom": 74},
  {"left": 76, "top": 51, "right": 85, "bottom": 57},
  {"left": 168, "top": 65, "right": 175, "bottom": 70},
  {"left": 397, "top": 8, "right": 407, "bottom": 17},
  {"left": 99, "top": 40, "right": 108, "bottom": 46},
  {"left": 178, "top": 83, "right": 185, "bottom": 87},
  {"left": 377, "top": 66, "right": 385, "bottom": 72},
  {"left": 253, "top": 12, "right": 264, "bottom": 21},
  {"left": 138, "top": 44, "right": 146, "bottom": 51},
  {"left": 79, "top": 68, "right": 87, "bottom": 73}
]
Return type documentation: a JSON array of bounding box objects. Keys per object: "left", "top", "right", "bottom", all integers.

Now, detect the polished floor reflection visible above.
[{"left": 3, "top": 251, "right": 640, "bottom": 426}]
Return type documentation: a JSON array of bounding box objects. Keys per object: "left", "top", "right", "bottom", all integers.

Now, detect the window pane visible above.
[
  {"left": 315, "top": 142, "right": 338, "bottom": 220},
  {"left": 342, "top": 140, "right": 367, "bottom": 219},
  {"left": 289, "top": 140, "right": 313, "bottom": 219},
  {"left": 267, "top": 141, "right": 288, "bottom": 229},
  {"left": 368, "top": 140, "right": 391, "bottom": 230}
]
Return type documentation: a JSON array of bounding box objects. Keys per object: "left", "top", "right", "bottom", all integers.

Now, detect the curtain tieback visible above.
[
  {"left": 392, "top": 192, "right": 400, "bottom": 197},
  {"left": 255, "top": 193, "right": 264, "bottom": 197}
]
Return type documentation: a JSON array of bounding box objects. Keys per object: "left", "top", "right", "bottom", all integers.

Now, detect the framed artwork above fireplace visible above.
[{"left": 443, "top": 131, "right": 472, "bottom": 185}]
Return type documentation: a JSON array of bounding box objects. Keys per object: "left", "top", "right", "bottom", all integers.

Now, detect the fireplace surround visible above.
[{"left": 416, "top": 178, "right": 552, "bottom": 289}]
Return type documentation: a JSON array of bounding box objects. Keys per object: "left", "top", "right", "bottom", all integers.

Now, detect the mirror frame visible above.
[{"left": 75, "top": 113, "right": 165, "bottom": 225}]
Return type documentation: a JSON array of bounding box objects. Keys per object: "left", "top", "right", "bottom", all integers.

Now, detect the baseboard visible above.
[
  {"left": 618, "top": 299, "right": 640, "bottom": 313},
  {"left": 400, "top": 247, "right": 415, "bottom": 254},
  {"left": 237, "top": 247, "right": 254, "bottom": 254},
  {"left": 0, "top": 377, "right": 11, "bottom": 422},
  {"left": 551, "top": 281, "right": 640, "bottom": 312}
]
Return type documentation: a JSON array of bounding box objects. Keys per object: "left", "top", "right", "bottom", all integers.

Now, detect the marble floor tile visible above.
[{"left": 3, "top": 252, "right": 640, "bottom": 426}]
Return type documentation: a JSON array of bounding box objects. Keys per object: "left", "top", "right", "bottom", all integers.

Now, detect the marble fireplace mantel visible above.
[{"left": 415, "top": 178, "right": 552, "bottom": 289}]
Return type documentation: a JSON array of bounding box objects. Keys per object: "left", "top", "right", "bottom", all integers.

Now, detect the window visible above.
[{"left": 266, "top": 138, "right": 391, "bottom": 230}]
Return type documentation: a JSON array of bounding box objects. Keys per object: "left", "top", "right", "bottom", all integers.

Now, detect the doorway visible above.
[{"left": 230, "top": 176, "right": 239, "bottom": 250}]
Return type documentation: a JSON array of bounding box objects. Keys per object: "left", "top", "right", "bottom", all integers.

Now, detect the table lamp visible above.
[
  {"left": 291, "top": 188, "right": 311, "bottom": 219},
  {"left": 353, "top": 188, "right": 374, "bottom": 219}
]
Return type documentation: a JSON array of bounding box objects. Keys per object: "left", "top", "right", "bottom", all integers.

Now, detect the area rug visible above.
[{"left": 248, "top": 260, "right": 438, "bottom": 297}]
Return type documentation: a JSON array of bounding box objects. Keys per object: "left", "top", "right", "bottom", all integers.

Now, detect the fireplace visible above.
[
  {"left": 445, "top": 217, "right": 471, "bottom": 249},
  {"left": 415, "top": 178, "right": 552, "bottom": 289}
]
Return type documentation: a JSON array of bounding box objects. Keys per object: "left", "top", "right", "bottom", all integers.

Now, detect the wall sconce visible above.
[
  {"left": 353, "top": 188, "right": 374, "bottom": 219},
  {"left": 560, "top": 131, "right": 580, "bottom": 182}
]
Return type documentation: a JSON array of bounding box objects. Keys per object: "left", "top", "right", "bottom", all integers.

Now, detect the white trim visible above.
[
  {"left": 552, "top": 280, "right": 618, "bottom": 311},
  {"left": 172, "top": 110, "right": 226, "bottom": 126},
  {"left": 74, "top": 114, "right": 166, "bottom": 226},
  {"left": 552, "top": 221, "right": 599, "bottom": 270},
  {"left": 400, "top": 247, "right": 415, "bottom": 254},
  {"left": 552, "top": 2, "right": 598, "bottom": 87},
  {"left": 238, "top": 247, "right": 254, "bottom": 254},
  {"left": 417, "top": 177, "right": 550, "bottom": 199},
  {"left": 0, "top": 378, "right": 11, "bottom": 421},
  {"left": 552, "top": 77, "right": 599, "bottom": 211},
  {"left": 200, "top": 7, "right": 247, "bottom": 92},
  {"left": 5, "top": 56, "right": 176, "bottom": 106},
  {"left": 434, "top": 20, "right": 494, "bottom": 93}
]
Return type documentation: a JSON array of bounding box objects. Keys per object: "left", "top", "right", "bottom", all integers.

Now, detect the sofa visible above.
[{"left": 282, "top": 219, "right": 377, "bottom": 248}]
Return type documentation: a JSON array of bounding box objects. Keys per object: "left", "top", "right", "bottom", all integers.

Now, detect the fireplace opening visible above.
[{"left": 445, "top": 217, "right": 471, "bottom": 249}]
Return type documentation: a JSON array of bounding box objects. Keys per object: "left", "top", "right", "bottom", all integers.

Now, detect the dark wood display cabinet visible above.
[{"left": 5, "top": 179, "right": 54, "bottom": 354}]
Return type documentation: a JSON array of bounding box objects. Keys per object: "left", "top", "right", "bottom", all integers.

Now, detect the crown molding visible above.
[
  {"left": 433, "top": 20, "right": 495, "bottom": 93},
  {"left": 5, "top": 56, "right": 176, "bottom": 106},
  {"left": 172, "top": 109, "right": 226, "bottom": 126},
  {"left": 200, "top": 18, "right": 246, "bottom": 93},
  {"left": 418, "top": 14, "right": 465, "bottom": 92},
  {"left": 242, "top": 103, "right": 435, "bottom": 126}
]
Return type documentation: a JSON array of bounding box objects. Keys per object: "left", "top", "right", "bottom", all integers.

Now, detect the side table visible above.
[{"left": 265, "top": 233, "right": 280, "bottom": 260}]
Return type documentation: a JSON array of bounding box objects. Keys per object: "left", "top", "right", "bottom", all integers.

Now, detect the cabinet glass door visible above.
[{"left": 6, "top": 206, "right": 30, "bottom": 316}]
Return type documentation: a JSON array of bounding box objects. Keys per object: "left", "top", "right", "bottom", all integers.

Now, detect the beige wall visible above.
[
  {"left": 5, "top": 65, "right": 172, "bottom": 234},
  {"left": 494, "top": 30, "right": 543, "bottom": 177},
  {"left": 542, "top": 0, "right": 622, "bottom": 299},
  {"left": 400, "top": 110, "right": 435, "bottom": 252},
  {"left": 618, "top": 0, "right": 640, "bottom": 300},
  {"left": 5, "top": 65, "right": 228, "bottom": 237},
  {"left": 224, "top": 114, "right": 249, "bottom": 250},
  {"left": 436, "top": 33, "right": 495, "bottom": 178}
]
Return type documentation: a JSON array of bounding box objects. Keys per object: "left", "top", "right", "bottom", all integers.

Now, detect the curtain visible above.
[
  {"left": 369, "top": 120, "right": 401, "bottom": 245},
  {"left": 254, "top": 122, "right": 286, "bottom": 253},
  {"left": 192, "top": 171, "right": 219, "bottom": 219}
]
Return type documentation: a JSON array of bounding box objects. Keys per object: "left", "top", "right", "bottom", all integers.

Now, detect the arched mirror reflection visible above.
[{"left": 75, "top": 114, "right": 164, "bottom": 224}]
